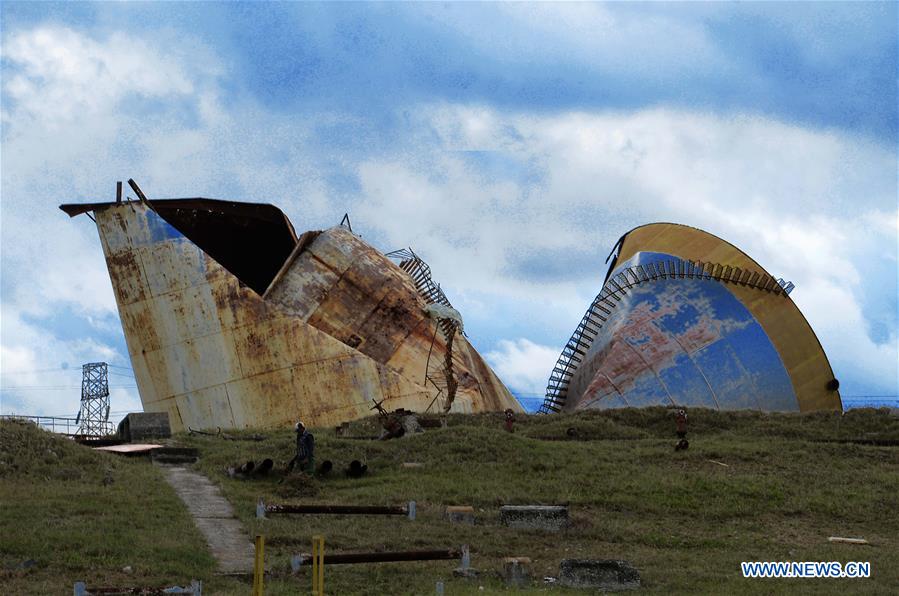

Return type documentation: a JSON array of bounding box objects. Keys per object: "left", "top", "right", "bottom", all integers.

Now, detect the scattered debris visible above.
[
  {"left": 828, "top": 536, "right": 869, "bottom": 545},
  {"left": 502, "top": 557, "right": 531, "bottom": 587},
  {"left": 500, "top": 505, "right": 569, "bottom": 532},
  {"left": 400, "top": 462, "right": 423, "bottom": 469},
  {"left": 445, "top": 506, "right": 475, "bottom": 525},
  {"left": 399, "top": 411, "right": 423, "bottom": 435},
  {"left": 73, "top": 579, "right": 202, "bottom": 595},
  {"left": 345, "top": 460, "right": 368, "bottom": 478},
  {"left": 707, "top": 460, "right": 729, "bottom": 467},
  {"left": 372, "top": 401, "right": 425, "bottom": 440},
  {"left": 227, "top": 459, "right": 273, "bottom": 479},
  {"left": 558, "top": 559, "right": 640, "bottom": 591},
  {"left": 93, "top": 444, "right": 163, "bottom": 455}
]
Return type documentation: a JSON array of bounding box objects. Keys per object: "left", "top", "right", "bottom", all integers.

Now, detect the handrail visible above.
[{"left": 539, "top": 258, "right": 794, "bottom": 414}]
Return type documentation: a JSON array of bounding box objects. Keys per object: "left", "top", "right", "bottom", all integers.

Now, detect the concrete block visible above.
[
  {"left": 500, "top": 505, "right": 569, "bottom": 531},
  {"left": 558, "top": 559, "right": 640, "bottom": 591},
  {"left": 445, "top": 505, "right": 475, "bottom": 525},
  {"left": 118, "top": 412, "right": 171, "bottom": 442},
  {"left": 502, "top": 557, "right": 531, "bottom": 587}
]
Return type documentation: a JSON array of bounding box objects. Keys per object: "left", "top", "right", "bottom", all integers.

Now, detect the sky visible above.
[{"left": 1, "top": 1, "right": 897, "bottom": 422}]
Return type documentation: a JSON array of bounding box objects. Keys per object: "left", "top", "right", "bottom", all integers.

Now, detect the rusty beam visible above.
[
  {"left": 292, "top": 549, "right": 461, "bottom": 566},
  {"left": 259, "top": 500, "right": 415, "bottom": 518}
]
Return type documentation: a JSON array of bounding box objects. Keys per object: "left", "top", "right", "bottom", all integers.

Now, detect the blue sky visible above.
[{"left": 1, "top": 2, "right": 896, "bottom": 419}]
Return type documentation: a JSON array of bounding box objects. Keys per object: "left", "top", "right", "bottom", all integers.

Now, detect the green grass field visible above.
[{"left": 2, "top": 407, "right": 898, "bottom": 594}]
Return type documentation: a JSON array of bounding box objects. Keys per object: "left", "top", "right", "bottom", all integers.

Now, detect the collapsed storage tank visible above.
[
  {"left": 540, "top": 223, "right": 841, "bottom": 414},
  {"left": 62, "top": 194, "right": 521, "bottom": 431}
]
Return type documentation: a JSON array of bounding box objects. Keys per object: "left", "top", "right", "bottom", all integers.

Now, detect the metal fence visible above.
[{"left": 0, "top": 414, "right": 113, "bottom": 437}]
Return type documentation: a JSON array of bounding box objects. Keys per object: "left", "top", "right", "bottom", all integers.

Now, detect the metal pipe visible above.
[
  {"left": 265, "top": 504, "right": 410, "bottom": 515},
  {"left": 293, "top": 549, "right": 461, "bottom": 566}
]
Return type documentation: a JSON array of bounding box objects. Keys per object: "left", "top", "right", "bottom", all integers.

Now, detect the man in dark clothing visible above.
[
  {"left": 674, "top": 409, "right": 689, "bottom": 451},
  {"left": 287, "top": 421, "right": 315, "bottom": 475}
]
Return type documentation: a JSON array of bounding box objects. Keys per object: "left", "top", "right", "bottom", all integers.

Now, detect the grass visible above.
[
  {"left": 0, "top": 418, "right": 217, "bottom": 594},
  {"left": 2, "top": 407, "right": 898, "bottom": 594}
]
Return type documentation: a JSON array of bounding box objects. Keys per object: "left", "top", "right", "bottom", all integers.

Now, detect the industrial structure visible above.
[
  {"left": 62, "top": 186, "right": 520, "bottom": 432},
  {"left": 75, "top": 362, "right": 113, "bottom": 436},
  {"left": 540, "top": 223, "right": 841, "bottom": 414}
]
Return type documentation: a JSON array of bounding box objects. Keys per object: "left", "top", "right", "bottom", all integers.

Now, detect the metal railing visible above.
[
  {"left": 539, "top": 258, "right": 794, "bottom": 414},
  {"left": 0, "top": 414, "right": 114, "bottom": 437},
  {"left": 386, "top": 248, "right": 462, "bottom": 412}
]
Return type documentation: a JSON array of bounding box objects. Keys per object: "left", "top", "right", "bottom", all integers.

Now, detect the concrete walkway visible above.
[{"left": 159, "top": 465, "right": 255, "bottom": 573}]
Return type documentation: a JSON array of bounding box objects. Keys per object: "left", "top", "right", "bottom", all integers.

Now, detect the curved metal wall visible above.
[
  {"left": 544, "top": 223, "right": 841, "bottom": 413},
  {"left": 65, "top": 200, "right": 521, "bottom": 431}
]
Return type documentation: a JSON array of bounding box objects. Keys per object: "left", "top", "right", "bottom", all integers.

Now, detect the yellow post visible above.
[
  {"left": 253, "top": 534, "right": 265, "bottom": 596},
  {"left": 311, "top": 535, "right": 325, "bottom": 596}
]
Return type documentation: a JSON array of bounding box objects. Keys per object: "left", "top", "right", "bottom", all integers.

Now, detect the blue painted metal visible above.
[{"left": 562, "top": 251, "right": 798, "bottom": 412}]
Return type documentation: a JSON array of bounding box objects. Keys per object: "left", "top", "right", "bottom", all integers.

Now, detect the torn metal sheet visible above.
[
  {"left": 93, "top": 443, "right": 164, "bottom": 454},
  {"left": 62, "top": 197, "right": 520, "bottom": 431}
]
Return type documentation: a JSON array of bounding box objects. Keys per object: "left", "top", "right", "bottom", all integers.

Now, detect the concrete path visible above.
[{"left": 159, "top": 465, "right": 255, "bottom": 574}]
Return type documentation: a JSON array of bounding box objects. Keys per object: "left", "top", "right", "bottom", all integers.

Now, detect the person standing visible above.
[
  {"left": 287, "top": 420, "right": 315, "bottom": 475},
  {"left": 674, "top": 409, "right": 689, "bottom": 451}
]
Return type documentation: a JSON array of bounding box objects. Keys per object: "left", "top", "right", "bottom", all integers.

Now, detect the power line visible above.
[{"left": 0, "top": 385, "right": 137, "bottom": 391}]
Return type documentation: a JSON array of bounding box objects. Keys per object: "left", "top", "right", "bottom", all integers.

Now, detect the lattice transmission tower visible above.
[{"left": 75, "top": 362, "right": 112, "bottom": 437}]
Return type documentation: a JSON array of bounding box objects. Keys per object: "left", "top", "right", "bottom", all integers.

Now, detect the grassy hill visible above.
[{"left": 2, "top": 407, "right": 898, "bottom": 594}]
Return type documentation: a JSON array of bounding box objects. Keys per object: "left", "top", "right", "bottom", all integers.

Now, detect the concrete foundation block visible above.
[
  {"left": 502, "top": 557, "right": 532, "bottom": 587},
  {"left": 500, "top": 505, "right": 569, "bottom": 531},
  {"left": 558, "top": 559, "right": 640, "bottom": 591},
  {"left": 445, "top": 505, "right": 475, "bottom": 525},
  {"left": 118, "top": 412, "right": 171, "bottom": 442}
]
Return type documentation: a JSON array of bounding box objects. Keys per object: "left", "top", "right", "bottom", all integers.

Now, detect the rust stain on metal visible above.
[{"left": 61, "top": 197, "right": 521, "bottom": 431}]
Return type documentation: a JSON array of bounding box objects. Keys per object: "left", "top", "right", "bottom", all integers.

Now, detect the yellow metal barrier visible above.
[
  {"left": 253, "top": 534, "right": 265, "bottom": 596},
  {"left": 312, "top": 535, "right": 325, "bottom": 596}
]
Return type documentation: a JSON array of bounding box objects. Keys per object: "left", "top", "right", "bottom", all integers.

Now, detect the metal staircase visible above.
[
  {"left": 539, "top": 258, "right": 794, "bottom": 414},
  {"left": 386, "top": 248, "right": 462, "bottom": 412}
]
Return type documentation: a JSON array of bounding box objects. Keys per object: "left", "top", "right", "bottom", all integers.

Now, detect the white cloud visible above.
[
  {"left": 1, "top": 23, "right": 895, "bottom": 422},
  {"left": 0, "top": 25, "right": 345, "bottom": 417},
  {"left": 485, "top": 339, "right": 559, "bottom": 396},
  {"left": 2, "top": 26, "right": 198, "bottom": 128},
  {"left": 0, "top": 303, "right": 141, "bottom": 419},
  {"left": 353, "top": 104, "right": 897, "bottom": 395}
]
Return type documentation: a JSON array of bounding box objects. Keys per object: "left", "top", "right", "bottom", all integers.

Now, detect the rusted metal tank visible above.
[
  {"left": 61, "top": 197, "right": 521, "bottom": 431},
  {"left": 541, "top": 223, "right": 841, "bottom": 414}
]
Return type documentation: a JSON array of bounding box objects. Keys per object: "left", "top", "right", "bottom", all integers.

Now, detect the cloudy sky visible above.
[{"left": 1, "top": 2, "right": 896, "bottom": 420}]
